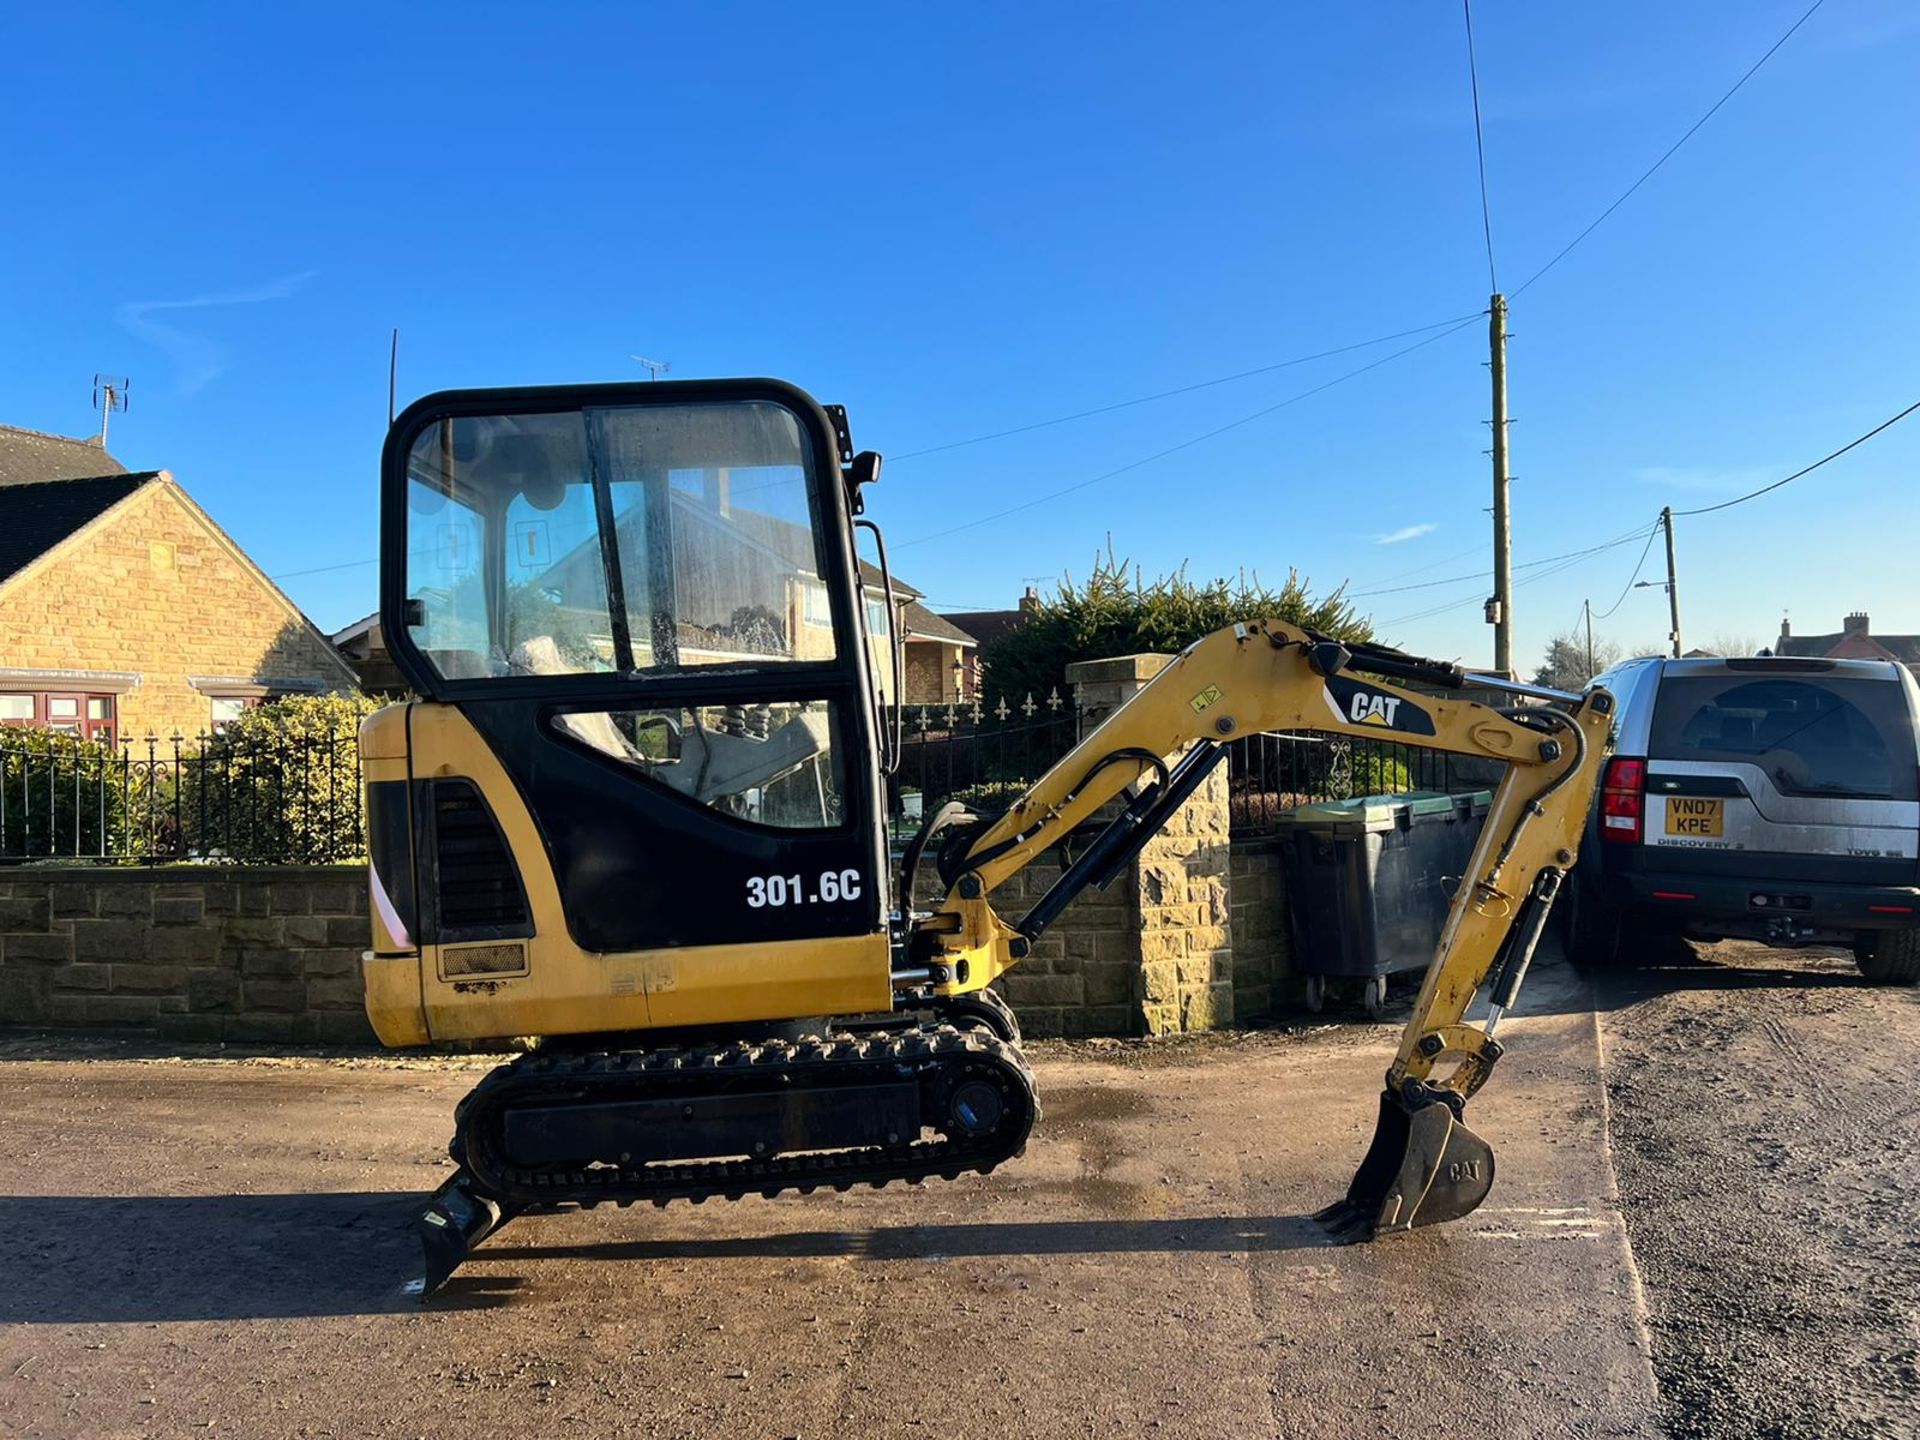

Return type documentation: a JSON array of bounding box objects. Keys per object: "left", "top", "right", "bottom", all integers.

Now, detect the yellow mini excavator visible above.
[{"left": 358, "top": 378, "right": 1614, "bottom": 1293}]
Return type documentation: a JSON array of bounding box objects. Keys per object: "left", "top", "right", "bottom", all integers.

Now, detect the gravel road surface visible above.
[{"left": 1598, "top": 940, "right": 1920, "bottom": 1440}]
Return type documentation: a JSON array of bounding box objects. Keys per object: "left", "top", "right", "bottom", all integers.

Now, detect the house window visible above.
[
  {"left": 0, "top": 693, "right": 116, "bottom": 743},
  {"left": 865, "top": 597, "right": 890, "bottom": 637},
  {"left": 802, "top": 580, "right": 833, "bottom": 629},
  {"left": 210, "top": 696, "right": 260, "bottom": 733}
]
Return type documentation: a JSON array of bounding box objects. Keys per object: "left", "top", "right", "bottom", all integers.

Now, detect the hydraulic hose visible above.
[{"left": 1483, "top": 705, "right": 1586, "bottom": 884}]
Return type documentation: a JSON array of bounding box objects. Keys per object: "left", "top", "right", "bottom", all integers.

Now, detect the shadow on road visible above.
[
  {"left": 0, "top": 1192, "right": 1332, "bottom": 1322},
  {"left": 1284, "top": 936, "right": 1884, "bottom": 1029},
  {"left": 0, "top": 1190, "right": 524, "bottom": 1323},
  {"left": 1478, "top": 942, "right": 1873, "bottom": 1022},
  {"left": 479, "top": 1212, "right": 1333, "bottom": 1266},
  {"left": 1588, "top": 957, "right": 1868, "bottom": 1009}
]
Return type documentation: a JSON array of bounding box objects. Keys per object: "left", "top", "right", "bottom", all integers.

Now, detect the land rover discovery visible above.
[{"left": 1565, "top": 654, "right": 1920, "bottom": 983}]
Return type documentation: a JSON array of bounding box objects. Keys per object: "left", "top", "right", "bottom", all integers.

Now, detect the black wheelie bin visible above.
[{"left": 1273, "top": 790, "right": 1493, "bottom": 1016}]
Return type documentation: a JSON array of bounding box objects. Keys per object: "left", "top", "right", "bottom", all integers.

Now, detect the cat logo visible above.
[
  {"left": 1322, "top": 676, "right": 1438, "bottom": 736},
  {"left": 1349, "top": 691, "right": 1402, "bottom": 727}
]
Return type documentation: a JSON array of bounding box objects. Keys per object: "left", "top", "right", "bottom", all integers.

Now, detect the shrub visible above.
[
  {"left": 980, "top": 550, "right": 1374, "bottom": 706},
  {"left": 178, "top": 692, "right": 385, "bottom": 862},
  {"left": 1344, "top": 748, "right": 1414, "bottom": 798},
  {"left": 0, "top": 729, "right": 133, "bottom": 860}
]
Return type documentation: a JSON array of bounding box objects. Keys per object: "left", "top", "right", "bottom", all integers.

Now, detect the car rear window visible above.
[{"left": 1649, "top": 674, "right": 1917, "bottom": 800}]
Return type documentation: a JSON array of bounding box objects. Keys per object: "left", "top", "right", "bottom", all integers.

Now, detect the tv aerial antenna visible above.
[
  {"left": 92, "top": 374, "right": 130, "bottom": 448},
  {"left": 630, "top": 355, "right": 671, "bottom": 382}
]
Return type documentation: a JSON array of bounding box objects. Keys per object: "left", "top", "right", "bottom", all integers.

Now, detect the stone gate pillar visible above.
[{"left": 1060, "top": 654, "right": 1234, "bottom": 1035}]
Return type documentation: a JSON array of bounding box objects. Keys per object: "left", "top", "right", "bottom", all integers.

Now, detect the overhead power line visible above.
[
  {"left": 1461, "top": 0, "right": 1499, "bottom": 294},
  {"left": 1379, "top": 523, "right": 1659, "bottom": 627},
  {"left": 1380, "top": 389, "right": 1920, "bottom": 632},
  {"left": 281, "top": 321, "right": 1483, "bottom": 581},
  {"left": 275, "top": 555, "right": 378, "bottom": 581},
  {"left": 888, "top": 313, "right": 1484, "bottom": 463},
  {"left": 1384, "top": 390, "right": 1920, "bottom": 632},
  {"left": 1347, "top": 540, "right": 1490, "bottom": 593},
  {"left": 1350, "top": 521, "right": 1658, "bottom": 598},
  {"left": 1512, "top": 0, "right": 1827, "bottom": 297},
  {"left": 893, "top": 316, "right": 1483, "bottom": 550},
  {"left": 1592, "top": 525, "right": 1661, "bottom": 619},
  {"left": 1671, "top": 396, "right": 1920, "bottom": 518}
]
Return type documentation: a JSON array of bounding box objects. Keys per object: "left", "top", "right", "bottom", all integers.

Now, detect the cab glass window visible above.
[
  {"left": 549, "top": 699, "right": 843, "bottom": 829},
  {"left": 401, "top": 401, "right": 833, "bottom": 681}
]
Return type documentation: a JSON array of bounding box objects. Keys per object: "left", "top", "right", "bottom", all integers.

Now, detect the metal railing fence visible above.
[
  {"left": 885, "top": 694, "right": 1469, "bottom": 840},
  {"left": 0, "top": 731, "right": 365, "bottom": 865},
  {"left": 886, "top": 690, "right": 1082, "bottom": 829},
  {"left": 1223, "top": 731, "right": 1458, "bottom": 837}
]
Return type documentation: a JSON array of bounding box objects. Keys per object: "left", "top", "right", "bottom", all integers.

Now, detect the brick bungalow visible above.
[
  {"left": 0, "top": 424, "right": 358, "bottom": 741},
  {"left": 1774, "top": 611, "right": 1920, "bottom": 677}
]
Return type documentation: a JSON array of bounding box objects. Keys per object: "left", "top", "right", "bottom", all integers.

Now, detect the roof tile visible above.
[
  {"left": 0, "top": 473, "right": 155, "bottom": 584},
  {"left": 901, "top": 601, "right": 976, "bottom": 646},
  {"left": 0, "top": 425, "right": 128, "bottom": 487}
]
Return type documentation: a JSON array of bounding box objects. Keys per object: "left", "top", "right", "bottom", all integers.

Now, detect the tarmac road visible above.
[{"left": 1, "top": 943, "right": 1910, "bottom": 1439}]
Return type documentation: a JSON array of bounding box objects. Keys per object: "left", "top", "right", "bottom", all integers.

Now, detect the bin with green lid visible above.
[{"left": 1272, "top": 790, "right": 1494, "bottom": 1016}]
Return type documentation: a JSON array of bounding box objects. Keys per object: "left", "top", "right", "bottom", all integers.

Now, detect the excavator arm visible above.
[{"left": 909, "top": 617, "right": 1615, "bottom": 1237}]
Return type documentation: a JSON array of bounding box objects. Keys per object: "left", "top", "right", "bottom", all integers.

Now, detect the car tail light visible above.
[{"left": 1599, "top": 757, "right": 1645, "bottom": 845}]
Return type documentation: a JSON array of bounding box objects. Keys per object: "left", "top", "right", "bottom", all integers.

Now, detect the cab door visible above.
[{"left": 380, "top": 380, "right": 889, "bottom": 957}]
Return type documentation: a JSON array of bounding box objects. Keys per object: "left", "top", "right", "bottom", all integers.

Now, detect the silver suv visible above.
[{"left": 1566, "top": 654, "right": 1920, "bottom": 983}]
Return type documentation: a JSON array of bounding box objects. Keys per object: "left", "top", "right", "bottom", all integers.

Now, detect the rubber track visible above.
[{"left": 454, "top": 1024, "right": 1039, "bottom": 1209}]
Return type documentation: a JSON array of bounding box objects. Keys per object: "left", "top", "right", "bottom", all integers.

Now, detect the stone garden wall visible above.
[
  {"left": 0, "top": 867, "right": 374, "bottom": 1044},
  {"left": 0, "top": 654, "right": 1327, "bottom": 1045}
]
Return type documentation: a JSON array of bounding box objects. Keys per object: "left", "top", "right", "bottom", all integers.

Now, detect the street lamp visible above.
[{"left": 952, "top": 655, "right": 965, "bottom": 703}]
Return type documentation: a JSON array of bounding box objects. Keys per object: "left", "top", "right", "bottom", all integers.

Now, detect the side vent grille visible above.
[{"left": 429, "top": 780, "right": 532, "bottom": 940}]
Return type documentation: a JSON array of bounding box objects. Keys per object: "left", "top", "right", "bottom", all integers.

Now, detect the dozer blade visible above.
[
  {"left": 1315, "top": 1088, "right": 1495, "bottom": 1242},
  {"left": 410, "top": 1171, "right": 517, "bottom": 1299}
]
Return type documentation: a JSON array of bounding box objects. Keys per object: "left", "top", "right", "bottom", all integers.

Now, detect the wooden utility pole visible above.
[
  {"left": 1661, "top": 505, "right": 1683, "bottom": 658},
  {"left": 1488, "top": 294, "right": 1513, "bottom": 677}
]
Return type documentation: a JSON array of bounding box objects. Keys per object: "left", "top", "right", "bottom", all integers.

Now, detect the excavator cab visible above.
[{"left": 365, "top": 381, "right": 904, "bottom": 1044}]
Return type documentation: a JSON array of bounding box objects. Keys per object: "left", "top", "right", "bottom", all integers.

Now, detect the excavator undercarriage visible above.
[
  {"left": 418, "top": 1021, "right": 1037, "bottom": 1294},
  {"left": 363, "top": 378, "right": 1613, "bottom": 1295}
]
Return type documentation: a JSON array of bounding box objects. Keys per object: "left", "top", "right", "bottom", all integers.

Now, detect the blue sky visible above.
[{"left": 4, "top": 1, "right": 1916, "bottom": 668}]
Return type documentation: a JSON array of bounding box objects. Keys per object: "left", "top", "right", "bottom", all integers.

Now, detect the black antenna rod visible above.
[{"left": 388, "top": 328, "right": 399, "bottom": 426}]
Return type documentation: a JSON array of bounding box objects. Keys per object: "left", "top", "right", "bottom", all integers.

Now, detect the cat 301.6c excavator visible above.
[{"left": 358, "top": 378, "right": 1614, "bottom": 1294}]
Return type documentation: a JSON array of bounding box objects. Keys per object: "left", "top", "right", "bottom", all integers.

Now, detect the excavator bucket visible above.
[
  {"left": 410, "top": 1172, "right": 516, "bottom": 1298},
  {"left": 1316, "top": 1089, "right": 1495, "bottom": 1241}
]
